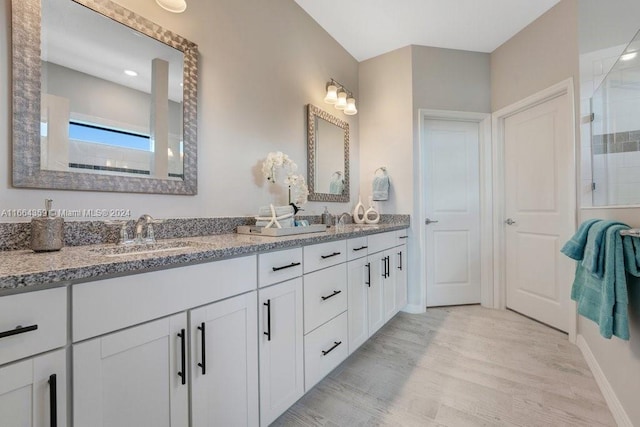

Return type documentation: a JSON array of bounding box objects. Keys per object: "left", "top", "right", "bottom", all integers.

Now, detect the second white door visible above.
[
  {"left": 503, "top": 93, "right": 574, "bottom": 332},
  {"left": 424, "top": 119, "right": 481, "bottom": 307}
]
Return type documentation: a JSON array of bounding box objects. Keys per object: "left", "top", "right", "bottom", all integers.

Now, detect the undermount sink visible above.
[{"left": 91, "top": 241, "right": 203, "bottom": 257}]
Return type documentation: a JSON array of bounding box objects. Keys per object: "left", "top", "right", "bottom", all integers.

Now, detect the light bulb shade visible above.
[
  {"left": 344, "top": 97, "right": 357, "bottom": 115},
  {"left": 156, "top": 0, "right": 187, "bottom": 13},
  {"left": 335, "top": 91, "right": 347, "bottom": 110},
  {"left": 324, "top": 84, "right": 338, "bottom": 104}
]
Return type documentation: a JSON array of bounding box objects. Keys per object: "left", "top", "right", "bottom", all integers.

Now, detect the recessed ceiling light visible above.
[
  {"left": 156, "top": 0, "right": 187, "bottom": 13},
  {"left": 621, "top": 52, "right": 637, "bottom": 61},
  {"left": 124, "top": 70, "right": 138, "bottom": 77}
]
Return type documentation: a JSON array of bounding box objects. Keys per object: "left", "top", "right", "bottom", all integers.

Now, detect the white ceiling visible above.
[{"left": 294, "top": 0, "right": 561, "bottom": 62}]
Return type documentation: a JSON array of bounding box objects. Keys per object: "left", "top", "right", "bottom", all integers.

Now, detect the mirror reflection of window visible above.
[{"left": 40, "top": 0, "right": 185, "bottom": 180}]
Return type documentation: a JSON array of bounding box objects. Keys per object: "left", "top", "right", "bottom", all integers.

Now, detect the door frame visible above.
[
  {"left": 491, "top": 78, "right": 577, "bottom": 342},
  {"left": 416, "top": 109, "right": 493, "bottom": 312}
]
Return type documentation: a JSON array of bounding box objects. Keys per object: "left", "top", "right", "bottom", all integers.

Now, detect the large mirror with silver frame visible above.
[
  {"left": 12, "top": 0, "right": 198, "bottom": 194},
  {"left": 307, "top": 104, "right": 349, "bottom": 202}
]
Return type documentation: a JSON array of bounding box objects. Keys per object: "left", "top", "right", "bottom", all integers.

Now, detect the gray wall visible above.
[
  {"left": 1, "top": 0, "right": 359, "bottom": 219},
  {"left": 490, "top": 0, "right": 579, "bottom": 112},
  {"left": 358, "top": 45, "right": 491, "bottom": 310}
]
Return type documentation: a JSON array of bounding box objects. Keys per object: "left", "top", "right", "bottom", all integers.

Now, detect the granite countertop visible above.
[{"left": 0, "top": 223, "right": 409, "bottom": 292}]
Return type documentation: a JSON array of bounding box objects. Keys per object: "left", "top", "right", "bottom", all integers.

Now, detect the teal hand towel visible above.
[
  {"left": 581, "top": 220, "right": 626, "bottom": 278},
  {"left": 561, "top": 219, "right": 599, "bottom": 260},
  {"left": 570, "top": 224, "right": 633, "bottom": 339}
]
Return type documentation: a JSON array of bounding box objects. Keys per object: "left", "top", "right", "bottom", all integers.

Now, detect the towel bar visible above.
[{"left": 620, "top": 229, "right": 640, "bottom": 237}]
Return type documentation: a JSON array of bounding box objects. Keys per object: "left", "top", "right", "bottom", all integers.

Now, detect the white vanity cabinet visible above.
[
  {"left": 190, "top": 291, "right": 259, "bottom": 427},
  {"left": 0, "top": 349, "right": 67, "bottom": 427},
  {"left": 73, "top": 313, "right": 189, "bottom": 427},
  {"left": 258, "top": 277, "right": 304, "bottom": 426},
  {"left": 0, "top": 287, "right": 68, "bottom": 427}
]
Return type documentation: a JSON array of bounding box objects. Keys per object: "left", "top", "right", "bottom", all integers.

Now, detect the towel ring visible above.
[
  {"left": 374, "top": 166, "right": 387, "bottom": 176},
  {"left": 331, "top": 171, "right": 343, "bottom": 179}
]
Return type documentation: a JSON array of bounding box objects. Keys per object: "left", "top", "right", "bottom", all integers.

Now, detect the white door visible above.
[
  {"left": 504, "top": 93, "right": 574, "bottom": 332},
  {"left": 190, "top": 292, "right": 258, "bottom": 427},
  {"left": 258, "top": 278, "right": 304, "bottom": 426},
  {"left": 0, "top": 349, "right": 67, "bottom": 427},
  {"left": 424, "top": 119, "right": 481, "bottom": 307},
  {"left": 73, "top": 313, "right": 189, "bottom": 427},
  {"left": 347, "top": 257, "right": 369, "bottom": 353}
]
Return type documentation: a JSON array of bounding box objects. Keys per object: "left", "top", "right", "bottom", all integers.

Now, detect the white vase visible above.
[
  {"left": 364, "top": 197, "right": 380, "bottom": 224},
  {"left": 353, "top": 196, "right": 365, "bottom": 224}
]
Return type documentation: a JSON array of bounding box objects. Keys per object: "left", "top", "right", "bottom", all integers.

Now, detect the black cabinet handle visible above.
[
  {"left": 382, "top": 258, "right": 387, "bottom": 278},
  {"left": 272, "top": 262, "right": 301, "bottom": 272},
  {"left": 321, "top": 290, "right": 342, "bottom": 301},
  {"left": 49, "top": 374, "right": 57, "bottom": 427},
  {"left": 353, "top": 246, "right": 368, "bottom": 252},
  {"left": 321, "top": 341, "right": 342, "bottom": 356},
  {"left": 366, "top": 262, "right": 371, "bottom": 287},
  {"left": 177, "top": 329, "right": 186, "bottom": 385},
  {"left": 197, "top": 322, "right": 206, "bottom": 375},
  {"left": 398, "top": 251, "right": 403, "bottom": 271},
  {"left": 264, "top": 300, "right": 271, "bottom": 341},
  {"left": 321, "top": 252, "right": 341, "bottom": 259},
  {"left": 0, "top": 324, "right": 38, "bottom": 339},
  {"left": 399, "top": 236, "right": 408, "bottom": 240}
]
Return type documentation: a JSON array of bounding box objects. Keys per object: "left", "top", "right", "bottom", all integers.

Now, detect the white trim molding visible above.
[
  {"left": 491, "top": 78, "right": 578, "bottom": 342},
  {"left": 416, "top": 109, "right": 493, "bottom": 311},
  {"left": 577, "top": 335, "right": 633, "bottom": 427}
]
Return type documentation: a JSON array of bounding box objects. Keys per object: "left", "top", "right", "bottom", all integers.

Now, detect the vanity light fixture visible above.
[
  {"left": 323, "top": 78, "right": 357, "bottom": 115},
  {"left": 156, "top": 0, "right": 187, "bottom": 13}
]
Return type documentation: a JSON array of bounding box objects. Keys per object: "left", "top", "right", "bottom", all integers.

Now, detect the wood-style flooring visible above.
[{"left": 273, "top": 306, "right": 615, "bottom": 426}]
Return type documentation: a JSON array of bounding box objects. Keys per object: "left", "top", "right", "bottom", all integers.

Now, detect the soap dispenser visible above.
[
  {"left": 321, "top": 206, "right": 333, "bottom": 226},
  {"left": 30, "top": 199, "right": 64, "bottom": 252}
]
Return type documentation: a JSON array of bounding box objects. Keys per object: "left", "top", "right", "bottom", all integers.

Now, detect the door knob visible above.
[
  {"left": 425, "top": 218, "right": 439, "bottom": 225},
  {"left": 505, "top": 218, "right": 516, "bottom": 225}
]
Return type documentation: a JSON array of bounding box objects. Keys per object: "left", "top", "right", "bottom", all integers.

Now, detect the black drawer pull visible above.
[
  {"left": 353, "top": 246, "right": 368, "bottom": 252},
  {"left": 321, "top": 341, "right": 342, "bottom": 356},
  {"left": 197, "top": 322, "right": 206, "bottom": 375},
  {"left": 264, "top": 300, "right": 271, "bottom": 341},
  {"left": 366, "top": 262, "right": 371, "bottom": 287},
  {"left": 0, "top": 324, "right": 38, "bottom": 339},
  {"left": 321, "top": 290, "right": 342, "bottom": 301},
  {"left": 49, "top": 374, "right": 57, "bottom": 427},
  {"left": 321, "top": 252, "right": 341, "bottom": 259},
  {"left": 399, "top": 236, "right": 408, "bottom": 239},
  {"left": 398, "top": 251, "right": 403, "bottom": 271},
  {"left": 272, "top": 262, "right": 301, "bottom": 272},
  {"left": 177, "top": 329, "right": 186, "bottom": 385}
]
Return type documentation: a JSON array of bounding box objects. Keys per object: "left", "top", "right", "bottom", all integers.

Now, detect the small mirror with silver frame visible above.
[{"left": 306, "top": 104, "right": 349, "bottom": 202}]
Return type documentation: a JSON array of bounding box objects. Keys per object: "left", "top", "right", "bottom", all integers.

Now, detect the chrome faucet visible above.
[
  {"left": 336, "top": 212, "right": 351, "bottom": 231},
  {"left": 135, "top": 214, "right": 157, "bottom": 244}
]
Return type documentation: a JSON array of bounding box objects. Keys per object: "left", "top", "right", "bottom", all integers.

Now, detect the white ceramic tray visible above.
[{"left": 237, "top": 224, "right": 327, "bottom": 237}]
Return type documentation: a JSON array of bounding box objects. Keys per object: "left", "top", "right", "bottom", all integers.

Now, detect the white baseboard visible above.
[
  {"left": 576, "top": 334, "right": 632, "bottom": 427},
  {"left": 401, "top": 304, "right": 425, "bottom": 314}
]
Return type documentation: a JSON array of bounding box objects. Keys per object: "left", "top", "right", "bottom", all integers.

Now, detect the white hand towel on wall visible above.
[{"left": 372, "top": 167, "right": 390, "bottom": 201}]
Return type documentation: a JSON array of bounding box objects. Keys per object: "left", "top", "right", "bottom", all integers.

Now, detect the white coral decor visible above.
[{"left": 262, "top": 151, "right": 308, "bottom": 206}]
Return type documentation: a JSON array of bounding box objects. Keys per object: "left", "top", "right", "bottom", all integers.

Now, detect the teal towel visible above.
[
  {"left": 581, "top": 220, "right": 626, "bottom": 278},
  {"left": 561, "top": 218, "right": 599, "bottom": 260},
  {"left": 569, "top": 223, "right": 636, "bottom": 340},
  {"left": 329, "top": 172, "right": 344, "bottom": 195}
]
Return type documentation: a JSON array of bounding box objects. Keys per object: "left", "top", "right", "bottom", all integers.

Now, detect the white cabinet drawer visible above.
[
  {"left": 258, "top": 248, "right": 303, "bottom": 288},
  {"left": 303, "top": 240, "right": 347, "bottom": 273},
  {"left": 0, "top": 287, "right": 67, "bottom": 366},
  {"left": 304, "top": 311, "right": 348, "bottom": 391},
  {"left": 396, "top": 229, "right": 409, "bottom": 243},
  {"left": 73, "top": 255, "right": 257, "bottom": 342},
  {"left": 346, "top": 237, "right": 368, "bottom": 261},
  {"left": 367, "top": 231, "right": 397, "bottom": 254},
  {"left": 303, "top": 264, "right": 347, "bottom": 334}
]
